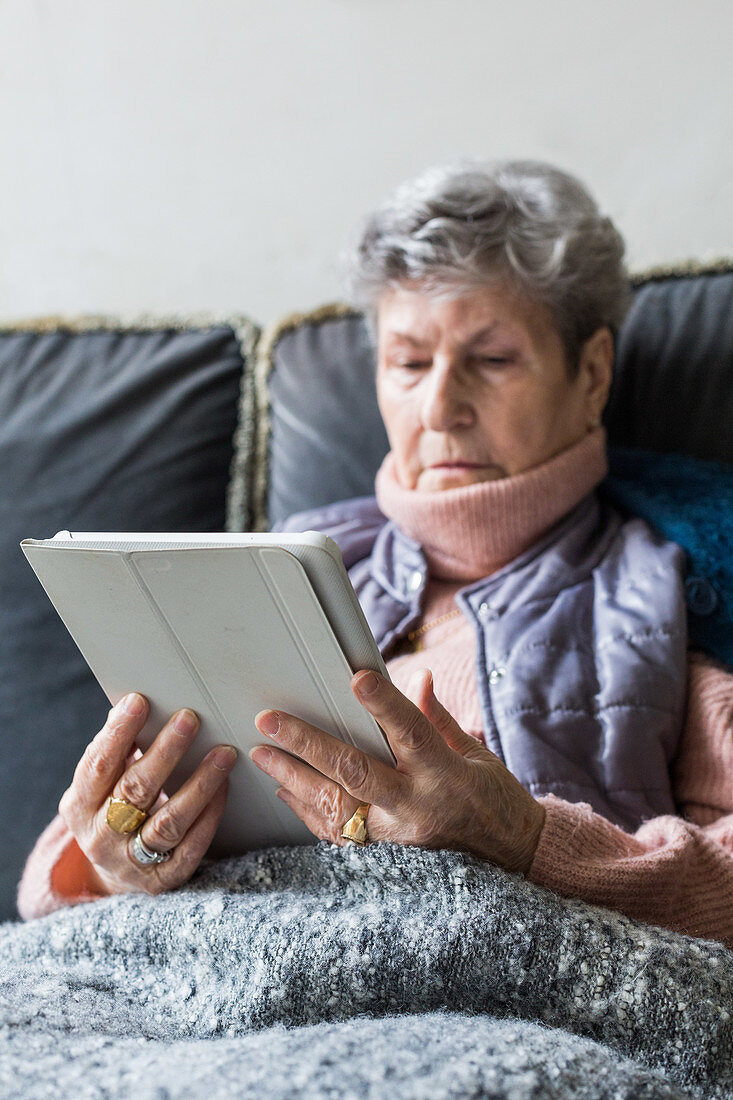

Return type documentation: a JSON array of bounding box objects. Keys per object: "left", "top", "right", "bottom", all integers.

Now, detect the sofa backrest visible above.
[
  {"left": 238, "top": 264, "right": 733, "bottom": 533},
  {"left": 0, "top": 314, "right": 258, "bottom": 921},
  {"left": 228, "top": 263, "right": 732, "bottom": 674},
  {"left": 606, "top": 263, "right": 733, "bottom": 460},
  {"left": 3, "top": 264, "right": 731, "bottom": 922}
]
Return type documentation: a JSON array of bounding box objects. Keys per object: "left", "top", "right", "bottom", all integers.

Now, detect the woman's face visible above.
[{"left": 376, "top": 280, "right": 613, "bottom": 491}]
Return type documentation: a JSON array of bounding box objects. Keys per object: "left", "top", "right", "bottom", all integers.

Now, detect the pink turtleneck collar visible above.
[{"left": 374, "top": 428, "right": 608, "bottom": 581}]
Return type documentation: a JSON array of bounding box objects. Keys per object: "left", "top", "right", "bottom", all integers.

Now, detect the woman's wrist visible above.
[
  {"left": 84, "top": 861, "right": 112, "bottom": 897},
  {"left": 460, "top": 769, "right": 547, "bottom": 875},
  {"left": 509, "top": 797, "right": 546, "bottom": 875}
]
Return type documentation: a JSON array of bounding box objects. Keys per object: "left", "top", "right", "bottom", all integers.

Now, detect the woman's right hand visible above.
[{"left": 58, "top": 692, "right": 238, "bottom": 897}]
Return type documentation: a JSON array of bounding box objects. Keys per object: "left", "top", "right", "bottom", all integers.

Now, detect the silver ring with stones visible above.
[{"left": 132, "top": 830, "right": 172, "bottom": 866}]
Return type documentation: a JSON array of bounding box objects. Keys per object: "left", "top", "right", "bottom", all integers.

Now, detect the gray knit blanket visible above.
[{"left": 1, "top": 844, "right": 732, "bottom": 1099}]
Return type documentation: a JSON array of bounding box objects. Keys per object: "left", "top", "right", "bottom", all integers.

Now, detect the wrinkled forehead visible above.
[{"left": 376, "top": 279, "right": 559, "bottom": 353}]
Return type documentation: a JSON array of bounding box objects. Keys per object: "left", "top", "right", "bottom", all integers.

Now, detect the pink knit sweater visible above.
[{"left": 17, "top": 430, "right": 733, "bottom": 946}]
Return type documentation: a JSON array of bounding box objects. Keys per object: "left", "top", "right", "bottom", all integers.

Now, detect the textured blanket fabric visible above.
[{"left": 1, "top": 844, "right": 732, "bottom": 1099}]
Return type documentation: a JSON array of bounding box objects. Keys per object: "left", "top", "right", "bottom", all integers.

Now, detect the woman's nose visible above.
[{"left": 419, "top": 364, "right": 474, "bottom": 431}]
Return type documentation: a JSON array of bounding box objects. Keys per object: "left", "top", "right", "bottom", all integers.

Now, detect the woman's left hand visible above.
[{"left": 250, "top": 668, "right": 545, "bottom": 875}]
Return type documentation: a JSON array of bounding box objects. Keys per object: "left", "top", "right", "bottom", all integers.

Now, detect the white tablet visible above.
[{"left": 21, "top": 531, "right": 395, "bottom": 853}]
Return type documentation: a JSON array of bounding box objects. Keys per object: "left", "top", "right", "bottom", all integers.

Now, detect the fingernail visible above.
[
  {"left": 356, "top": 671, "right": 379, "bottom": 696},
  {"left": 256, "top": 711, "right": 281, "bottom": 738},
  {"left": 174, "top": 709, "right": 198, "bottom": 735},
  {"left": 213, "top": 746, "right": 238, "bottom": 770},
  {"left": 122, "top": 693, "right": 145, "bottom": 716},
  {"left": 249, "top": 746, "right": 272, "bottom": 769},
  {"left": 409, "top": 668, "right": 432, "bottom": 694}
]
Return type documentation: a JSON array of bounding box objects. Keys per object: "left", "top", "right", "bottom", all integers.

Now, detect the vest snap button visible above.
[
  {"left": 408, "top": 570, "right": 423, "bottom": 592},
  {"left": 685, "top": 576, "right": 719, "bottom": 617},
  {"left": 479, "top": 602, "right": 499, "bottom": 620},
  {"left": 488, "top": 666, "right": 506, "bottom": 684}
]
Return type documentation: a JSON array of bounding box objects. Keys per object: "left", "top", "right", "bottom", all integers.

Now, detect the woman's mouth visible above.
[{"left": 429, "top": 461, "right": 484, "bottom": 468}]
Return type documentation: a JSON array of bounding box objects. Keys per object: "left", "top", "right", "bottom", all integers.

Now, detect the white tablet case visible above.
[{"left": 21, "top": 532, "right": 394, "bottom": 854}]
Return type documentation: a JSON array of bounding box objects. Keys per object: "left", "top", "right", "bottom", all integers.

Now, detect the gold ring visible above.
[
  {"left": 106, "top": 796, "right": 148, "bottom": 835},
  {"left": 341, "top": 802, "right": 370, "bottom": 846}
]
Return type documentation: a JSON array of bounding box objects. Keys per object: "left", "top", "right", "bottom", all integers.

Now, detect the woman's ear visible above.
[{"left": 577, "top": 326, "right": 614, "bottom": 427}]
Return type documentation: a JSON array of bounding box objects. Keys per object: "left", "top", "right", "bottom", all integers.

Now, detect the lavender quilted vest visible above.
[{"left": 279, "top": 492, "right": 688, "bottom": 830}]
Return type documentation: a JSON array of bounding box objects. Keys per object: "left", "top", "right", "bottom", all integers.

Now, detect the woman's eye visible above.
[
  {"left": 396, "top": 361, "right": 430, "bottom": 371},
  {"left": 474, "top": 355, "right": 510, "bottom": 366}
]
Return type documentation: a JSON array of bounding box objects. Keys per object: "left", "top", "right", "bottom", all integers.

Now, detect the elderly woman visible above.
[{"left": 18, "top": 161, "right": 733, "bottom": 944}]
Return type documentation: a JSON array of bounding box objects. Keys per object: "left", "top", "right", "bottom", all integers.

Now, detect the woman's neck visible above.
[{"left": 374, "top": 427, "right": 608, "bottom": 581}]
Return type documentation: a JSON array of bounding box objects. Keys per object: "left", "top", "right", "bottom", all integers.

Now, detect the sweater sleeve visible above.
[
  {"left": 528, "top": 651, "right": 733, "bottom": 946},
  {"left": 16, "top": 747, "right": 151, "bottom": 921},
  {"left": 16, "top": 815, "right": 104, "bottom": 920}
]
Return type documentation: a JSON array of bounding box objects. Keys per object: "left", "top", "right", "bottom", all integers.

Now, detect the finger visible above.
[
  {"left": 403, "top": 666, "right": 439, "bottom": 710},
  {"left": 112, "top": 708, "right": 201, "bottom": 811},
  {"left": 415, "top": 670, "right": 490, "bottom": 760},
  {"left": 253, "top": 709, "right": 404, "bottom": 812},
  {"left": 276, "top": 787, "right": 352, "bottom": 846},
  {"left": 249, "top": 745, "right": 357, "bottom": 833},
  {"left": 137, "top": 745, "right": 238, "bottom": 853},
  {"left": 140, "top": 780, "right": 230, "bottom": 888},
  {"left": 351, "top": 670, "right": 452, "bottom": 770},
  {"left": 61, "top": 694, "right": 150, "bottom": 828}
]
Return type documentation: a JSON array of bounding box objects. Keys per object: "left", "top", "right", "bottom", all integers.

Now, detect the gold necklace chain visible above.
[{"left": 406, "top": 607, "right": 464, "bottom": 650}]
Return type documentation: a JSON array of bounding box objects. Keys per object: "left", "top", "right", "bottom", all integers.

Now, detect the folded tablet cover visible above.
[{"left": 21, "top": 540, "right": 393, "bottom": 854}]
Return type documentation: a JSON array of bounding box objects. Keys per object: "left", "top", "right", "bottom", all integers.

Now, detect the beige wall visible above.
[{"left": 1, "top": 0, "right": 731, "bottom": 323}]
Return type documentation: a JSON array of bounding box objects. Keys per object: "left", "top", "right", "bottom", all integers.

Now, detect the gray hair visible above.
[{"left": 347, "top": 160, "right": 630, "bottom": 375}]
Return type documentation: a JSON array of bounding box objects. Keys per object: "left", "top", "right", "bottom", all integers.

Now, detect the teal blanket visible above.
[{"left": 604, "top": 449, "right": 733, "bottom": 668}]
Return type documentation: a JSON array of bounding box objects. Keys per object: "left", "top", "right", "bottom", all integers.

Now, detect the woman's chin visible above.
[{"left": 416, "top": 466, "right": 504, "bottom": 491}]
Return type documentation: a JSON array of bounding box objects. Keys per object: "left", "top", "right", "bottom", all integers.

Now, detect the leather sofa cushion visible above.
[
  {"left": 244, "top": 266, "right": 732, "bottom": 533},
  {"left": 606, "top": 265, "right": 733, "bottom": 460},
  {"left": 0, "top": 315, "right": 257, "bottom": 920},
  {"left": 233, "top": 267, "right": 732, "bottom": 672}
]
